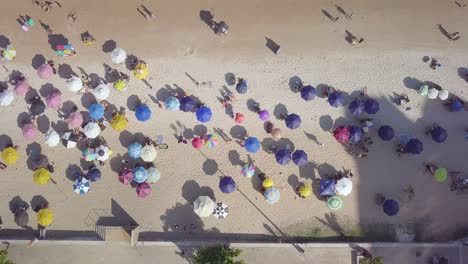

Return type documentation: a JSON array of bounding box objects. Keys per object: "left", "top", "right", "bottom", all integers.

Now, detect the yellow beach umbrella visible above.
[
  {"left": 1, "top": 147, "right": 19, "bottom": 165},
  {"left": 298, "top": 184, "right": 312, "bottom": 198},
  {"left": 262, "top": 177, "right": 274, "bottom": 189},
  {"left": 110, "top": 114, "right": 128, "bottom": 131},
  {"left": 133, "top": 63, "right": 148, "bottom": 80},
  {"left": 33, "top": 168, "right": 50, "bottom": 185},
  {"left": 2, "top": 45, "right": 16, "bottom": 61},
  {"left": 37, "top": 208, "right": 54, "bottom": 227},
  {"left": 113, "top": 79, "right": 128, "bottom": 92}
]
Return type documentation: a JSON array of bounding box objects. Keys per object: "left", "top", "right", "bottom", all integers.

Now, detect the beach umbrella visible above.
[
  {"left": 62, "top": 132, "right": 77, "bottom": 148},
  {"left": 133, "top": 63, "right": 148, "bottom": 79},
  {"left": 258, "top": 110, "right": 269, "bottom": 121},
  {"left": 275, "top": 149, "right": 291, "bottom": 165},
  {"left": 119, "top": 168, "right": 134, "bottom": 185},
  {"left": 110, "top": 114, "right": 128, "bottom": 131},
  {"left": 88, "top": 103, "right": 105, "bottom": 120},
  {"left": 92, "top": 83, "right": 110, "bottom": 100},
  {"left": 113, "top": 79, "right": 128, "bottom": 92},
  {"left": 301, "top": 85, "right": 316, "bottom": 101},
  {"left": 140, "top": 145, "right": 157, "bottom": 162},
  {"left": 191, "top": 137, "right": 204, "bottom": 149},
  {"left": 348, "top": 98, "right": 365, "bottom": 115},
  {"left": 328, "top": 91, "right": 344, "bottom": 107},
  {"left": 2, "top": 147, "right": 19, "bottom": 165},
  {"left": 33, "top": 168, "right": 50, "bottom": 185},
  {"left": 146, "top": 167, "right": 161, "bottom": 183},
  {"left": 193, "top": 196, "right": 215, "bottom": 217},
  {"left": 128, "top": 142, "right": 143, "bottom": 158},
  {"left": 82, "top": 148, "right": 97, "bottom": 161},
  {"left": 133, "top": 166, "right": 148, "bottom": 183},
  {"left": 439, "top": 90, "right": 449, "bottom": 101},
  {"left": 404, "top": 139, "right": 423, "bottom": 154},
  {"left": 165, "top": 97, "right": 180, "bottom": 111},
  {"left": 1, "top": 45, "right": 16, "bottom": 61},
  {"left": 434, "top": 168, "right": 448, "bottom": 183},
  {"left": 383, "top": 199, "right": 399, "bottom": 216},
  {"left": 87, "top": 167, "right": 102, "bottom": 182},
  {"left": 234, "top": 112, "right": 244, "bottom": 124},
  {"left": 110, "top": 48, "right": 127, "bottom": 64},
  {"left": 236, "top": 79, "right": 248, "bottom": 94},
  {"left": 213, "top": 202, "right": 229, "bottom": 219},
  {"left": 262, "top": 177, "right": 274, "bottom": 189},
  {"left": 285, "top": 113, "right": 301, "bottom": 129},
  {"left": 333, "top": 126, "right": 350, "bottom": 142},
  {"left": 364, "top": 98, "right": 379, "bottom": 114},
  {"left": 219, "top": 176, "right": 236, "bottom": 194},
  {"left": 196, "top": 106, "right": 212, "bottom": 123},
  {"left": 30, "top": 154, "right": 49, "bottom": 170},
  {"left": 179, "top": 96, "right": 195, "bottom": 112},
  {"left": 241, "top": 163, "right": 255, "bottom": 178},
  {"left": 428, "top": 88, "right": 439, "bottom": 99},
  {"left": 244, "top": 137, "right": 260, "bottom": 153},
  {"left": 298, "top": 184, "right": 312, "bottom": 198},
  {"left": 22, "top": 123, "right": 37, "bottom": 140},
  {"left": 14, "top": 80, "right": 29, "bottom": 96},
  {"left": 67, "top": 111, "right": 83, "bottom": 129},
  {"left": 431, "top": 126, "right": 448, "bottom": 143},
  {"left": 419, "top": 85, "right": 429, "bottom": 96},
  {"left": 264, "top": 187, "right": 280, "bottom": 204},
  {"left": 37, "top": 208, "right": 54, "bottom": 227},
  {"left": 37, "top": 63, "right": 53, "bottom": 80},
  {"left": 348, "top": 126, "right": 364, "bottom": 143},
  {"left": 44, "top": 129, "right": 60, "bottom": 147},
  {"left": 66, "top": 76, "right": 83, "bottom": 92},
  {"left": 378, "top": 125, "right": 394, "bottom": 141},
  {"left": 14, "top": 210, "right": 29, "bottom": 227},
  {"left": 45, "top": 91, "right": 62, "bottom": 108},
  {"left": 30, "top": 99, "right": 46, "bottom": 115},
  {"left": 135, "top": 104, "right": 151, "bottom": 122},
  {"left": 336, "top": 178, "right": 353, "bottom": 196},
  {"left": 96, "top": 145, "right": 111, "bottom": 161},
  {"left": 137, "top": 182, "right": 151, "bottom": 198},
  {"left": 73, "top": 177, "right": 90, "bottom": 195},
  {"left": 0, "top": 90, "right": 14, "bottom": 106},
  {"left": 271, "top": 128, "right": 281, "bottom": 140},
  {"left": 320, "top": 179, "right": 336, "bottom": 196},
  {"left": 449, "top": 99, "right": 463, "bottom": 112},
  {"left": 292, "top": 150, "right": 308, "bottom": 167},
  {"left": 204, "top": 134, "right": 219, "bottom": 148},
  {"left": 326, "top": 196, "right": 343, "bottom": 211},
  {"left": 83, "top": 122, "right": 100, "bottom": 139}
]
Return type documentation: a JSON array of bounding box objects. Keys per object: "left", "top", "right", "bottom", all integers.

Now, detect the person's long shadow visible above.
[
  {"left": 0, "top": 35, "right": 10, "bottom": 49},
  {"left": 437, "top": 24, "right": 459, "bottom": 40}
]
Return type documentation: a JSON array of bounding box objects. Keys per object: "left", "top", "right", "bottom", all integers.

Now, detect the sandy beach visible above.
[{"left": 0, "top": 0, "right": 467, "bottom": 243}]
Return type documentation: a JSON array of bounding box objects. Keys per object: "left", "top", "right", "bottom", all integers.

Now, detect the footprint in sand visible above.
[{"left": 183, "top": 48, "right": 195, "bottom": 56}]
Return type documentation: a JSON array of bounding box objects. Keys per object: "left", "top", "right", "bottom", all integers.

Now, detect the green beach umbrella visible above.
[
  {"left": 326, "top": 196, "right": 343, "bottom": 211},
  {"left": 434, "top": 168, "right": 447, "bottom": 183},
  {"left": 419, "top": 85, "right": 429, "bottom": 96}
]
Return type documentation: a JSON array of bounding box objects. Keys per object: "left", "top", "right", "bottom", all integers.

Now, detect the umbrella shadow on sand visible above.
[
  {"left": 181, "top": 180, "right": 215, "bottom": 203},
  {"left": 51, "top": 121, "right": 69, "bottom": 135},
  {"left": 48, "top": 34, "right": 68, "bottom": 51},
  {"left": 39, "top": 83, "right": 57, "bottom": 97},
  {"left": 16, "top": 112, "right": 32, "bottom": 128},
  {"left": 202, "top": 159, "right": 218, "bottom": 176},
  {"left": 65, "top": 164, "right": 82, "bottom": 182},
  {"left": 36, "top": 115, "right": 50, "bottom": 134},
  {"left": 9, "top": 196, "right": 29, "bottom": 213},
  {"left": 273, "top": 103, "right": 288, "bottom": 120},
  {"left": 228, "top": 150, "right": 243, "bottom": 166},
  {"left": 229, "top": 125, "right": 247, "bottom": 140},
  {"left": 58, "top": 64, "right": 77, "bottom": 79},
  {"left": 193, "top": 125, "right": 208, "bottom": 137},
  {"left": 31, "top": 54, "right": 46, "bottom": 70},
  {"left": 0, "top": 134, "right": 13, "bottom": 150},
  {"left": 30, "top": 195, "right": 48, "bottom": 212},
  {"left": 261, "top": 137, "right": 295, "bottom": 153},
  {"left": 0, "top": 35, "right": 10, "bottom": 49},
  {"left": 458, "top": 67, "right": 468, "bottom": 82},
  {"left": 319, "top": 115, "right": 334, "bottom": 131},
  {"left": 102, "top": 40, "right": 116, "bottom": 53},
  {"left": 126, "top": 94, "right": 141, "bottom": 111}
]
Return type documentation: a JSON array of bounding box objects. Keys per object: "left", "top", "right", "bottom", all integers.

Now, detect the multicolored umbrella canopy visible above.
[
  {"left": 14, "top": 79, "right": 29, "bottom": 96},
  {"left": 113, "top": 79, "right": 128, "bottom": 92},
  {"left": 364, "top": 98, "right": 379, "bottom": 114},
  {"left": 82, "top": 148, "right": 97, "bottom": 161},
  {"left": 22, "top": 123, "right": 37, "bottom": 140},
  {"left": 140, "top": 145, "right": 157, "bottom": 162},
  {"left": 179, "top": 96, "right": 195, "bottom": 112},
  {"left": 2, "top": 45, "right": 16, "bottom": 61},
  {"left": 234, "top": 112, "right": 244, "bottom": 124},
  {"left": 333, "top": 126, "right": 350, "bottom": 142},
  {"left": 191, "top": 137, "right": 204, "bottom": 149},
  {"left": 2, "top": 147, "right": 19, "bottom": 165},
  {"left": 92, "top": 83, "right": 110, "bottom": 100},
  {"left": 88, "top": 103, "right": 105, "bottom": 120},
  {"left": 204, "top": 134, "right": 219, "bottom": 148},
  {"left": 348, "top": 126, "right": 364, "bottom": 143},
  {"left": 37, "top": 208, "right": 54, "bottom": 227},
  {"left": 348, "top": 98, "right": 365, "bottom": 115},
  {"left": 67, "top": 111, "right": 83, "bottom": 129},
  {"left": 83, "top": 122, "right": 101, "bottom": 139},
  {"left": 431, "top": 126, "right": 448, "bottom": 143},
  {"left": 326, "top": 196, "right": 343, "bottom": 210},
  {"left": 111, "top": 48, "right": 127, "bottom": 64},
  {"left": 110, "top": 114, "right": 128, "bottom": 131},
  {"left": 320, "top": 179, "right": 336, "bottom": 196},
  {"left": 30, "top": 155, "right": 49, "bottom": 170},
  {"left": 244, "top": 137, "right": 260, "bottom": 153},
  {"left": 241, "top": 163, "right": 255, "bottom": 178},
  {"left": 33, "top": 168, "right": 50, "bottom": 185},
  {"left": 383, "top": 199, "right": 399, "bottom": 216},
  {"left": 146, "top": 167, "right": 161, "bottom": 183},
  {"left": 193, "top": 196, "right": 215, "bottom": 217},
  {"left": 14, "top": 209, "right": 29, "bottom": 227},
  {"left": 73, "top": 177, "right": 90, "bottom": 195},
  {"left": 37, "top": 63, "right": 53, "bottom": 80},
  {"left": 128, "top": 142, "right": 143, "bottom": 158},
  {"left": 165, "top": 96, "right": 180, "bottom": 111},
  {"left": 236, "top": 79, "right": 248, "bottom": 94},
  {"left": 298, "top": 184, "right": 312, "bottom": 198},
  {"left": 87, "top": 167, "right": 102, "bottom": 182},
  {"left": 96, "top": 145, "right": 111, "bottom": 161},
  {"left": 378, "top": 125, "right": 394, "bottom": 141},
  {"left": 404, "top": 138, "right": 423, "bottom": 154},
  {"left": 258, "top": 110, "right": 269, "bottom": 121},
  {"left": 450, "top": 99, "right": 463, "bottom": 112},
  {"left": 46, "top": 91, "right": 62, "bottom": 109},
  {"left": 213, "top": 202, "right": 229, "bottom": 219},
  {"left": 137, "top": 182, "right": 151, "bottom": 198},
  {"left": 264, "top": 187, "right": 280, "bottom": 204},
  {"left": 196, "top": 106, "right": 212, "bottom": 123},
  {"left": 133, "top": 166, "right": 148, "bottom": 183},
  {"left": 66, "top": 76, "right": 83, "bottom": 92},
  {"left": 0, "top": 90, "right": 14, "bottom": 106},
  {"left": 336, "top": 178, "right": 353, "bottom": 196},
  {"left": 300, "top": 85, "right": 316, "bottom": 101},
  {"left": 292, "top": 150, "right": 308, "bottom": 166},
  {"left": 134, "top": 63, "right": 148, "bottom": 79},
  {"left": 285, "top": 113, "right": 301, "bottom": 129},
  {"left": 275, "top": 149, "right": 291, "bottom": 165},
  {"left": 119, "top": 168, "right": 134, "bottom": 185},
  {"left": 328, "top": 91, "right": 344, "bottom": 107},
  {"left": 434, "top": 168, "right": 447, "bottom": 183},
  {"left": 135, "top": 104, "right": 151, "bottom": 122},
  {"left": 219, "top": 176, "right": 236, "bottom": 194},
  {"left": 30, "top": 99, "right": 46, "bottom": 115},
  {"left": 44, "top": 129, "right": 60, "bottom": 147}
]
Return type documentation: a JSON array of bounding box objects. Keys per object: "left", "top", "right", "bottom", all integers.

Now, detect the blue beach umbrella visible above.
[
  {"left": 300, "top": 85, "right": 316, "bottom": 101},
  {"left": 378, "top": 125, "right": 394, "bottom": 141},
  {"left": 320, "top": 179, "right": 336, "bottom": 196},
  {"left": 179, "top": 96, "right": 195, "bottom": 112},
  {"left": 87, "top": 167, "right": 102, "bottom": 182},
  {"left": 431, "top": 126, "right": 448, "bottom": 143},
  {"left": 128, "top": 142, "right": 143, "bottom": 158},
  {"left": 449, "top": 99, "right": 463, "bottom": 112},
  {"left": 285, "top": 113, "right": 301, "bottom": 129},
  {"left": 348, "top": 98, "right": 365, "bottom": 115},
  {"left": 383, "top": 199, "right": 399, "bottom": 216},
  {"left": 88, "top": 103, "right": 104, "bottom": 120},
  {"left": 264, "top": 187, "right": 280, "bottom": 204},
  {"left": 244, "top": 137, "right": 260, "bottom": 153},
  {"left": 236, "top": 79, "right": 248, "bottom": 94},
  {"left": 328, "top": 91, "right": 345, "bottom": 108},
  {"left": 165, "top": 97, "right": 180, "bottom": 111},
  {"left": 364, "top": 98, "right": 380, "bottom": 114},
  {"left": 404, "top": 139, "right": 423, "bottom": 154},
  {"left": 275, "top": 149, "right": 291, "bottom": 165},
  {"left": 196, "top": 106, "right": 212, "bottom": 123},
  {"left": 135, "top": 104, "right": 151, "bottom": 122},
  {"left": 348, "top": 125, "right": 364, "bottom": 143},
  {"left": 219, "top": 176, "right": 236, "bottom": 194},
  {"left": 292, "top": 150, "right": 308, "bottom": 167},
  {"left": 133, "top": 166, "right": 148, "bottom": 183},
  {"left": 73, "top": 177, "right": 90, "bottom": 195}
]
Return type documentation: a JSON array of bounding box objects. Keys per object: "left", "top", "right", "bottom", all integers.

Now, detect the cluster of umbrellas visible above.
[
  {"left": 193, "top": 196, "right": 229, "bottom": 219},
  {"left": 333, "top": 126, "right": 365, "bottom": 144},
  {"left": 118, "top": 166, "right": 161, "bottom": 198},
  {"left": 319, "top": 178, "right": 353, "bottom": 210},
  {"left": 419, "top": 85, "right": 449, "bottom": 101},
  {"left": 274, "top": 149, "right": 308, "bottom": 166},
  {"left": 191, "top": 134, "right": 219, "bottom": 150}
]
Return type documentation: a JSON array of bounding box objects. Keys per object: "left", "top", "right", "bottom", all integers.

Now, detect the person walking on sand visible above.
[{"left": 177, "top": 134, "right": 187, "bottom": 144}]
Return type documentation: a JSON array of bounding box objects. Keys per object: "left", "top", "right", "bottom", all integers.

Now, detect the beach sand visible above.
[{"left": 0, "top": 0, "right": 467, "bottom": 241}]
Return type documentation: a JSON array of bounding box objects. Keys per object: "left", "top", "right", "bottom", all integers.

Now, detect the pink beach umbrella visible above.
[
  {"left": 22, "top": 123, "right": 38, "bottom": 140},
  {"left": 137, "top": 182, "right": 151, "bottom": 198},
  {"left": 37, "top": 64, "right": 54, "bottom": 80},
  {"left": 14, "top": 80, "right": 29, "bottom": 96},
  {"left": 67, "top": 111, "right": 83, "bottom": 129},
  {"left": 46, "top": 91, "right": 62, "bottom": 108},
  {"left": 192, "top": 137, "right": 204, "bottom": 149},
  {"left": 119, "top": 168, "right": 134, "bottom": 185}
]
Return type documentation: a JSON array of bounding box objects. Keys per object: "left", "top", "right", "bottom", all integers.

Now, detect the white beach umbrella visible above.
[
  {"left": 44, "top": 129, "right": 60, "bottom": 147},
  {"left": 335, "top": 178, "right": 353, "bottom": 196},
  {"left": 95, "top": 145, "right": 111, "bottom": 161},
  {"left": 140, "top": 145, "right": 157, "bottom": 162},
  {"left": 66, "top": 76, "right": 83, "bottom": 93},
  {"left": 92, "top": 83, "right": 110, "bottom": 100},
  {"left": 212, "top": 202, "right": 229, "bottom": 219},
  {"left": 83, "top": 122, "right": 101, "bottom": 139},
  {"left": 0, "top": 90, "right": 14, "bottom": 106},
  {"left": 111, "top": 48, "right": 127, "bottom": 64},
  {"left": 439, "top": 90, "right": 449, "bottom": 101},
  {"left": 62, "top": 132, "right": 77, "bottom": 148},
  {"left": 193, "top": 196, "right": 215, "bottom": 218},
  {"left": 146, "top": 167, "right": 161, "bottom": 183},
  {"left": 427, "top": 88, "right": 439, "bottom": 99}
]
